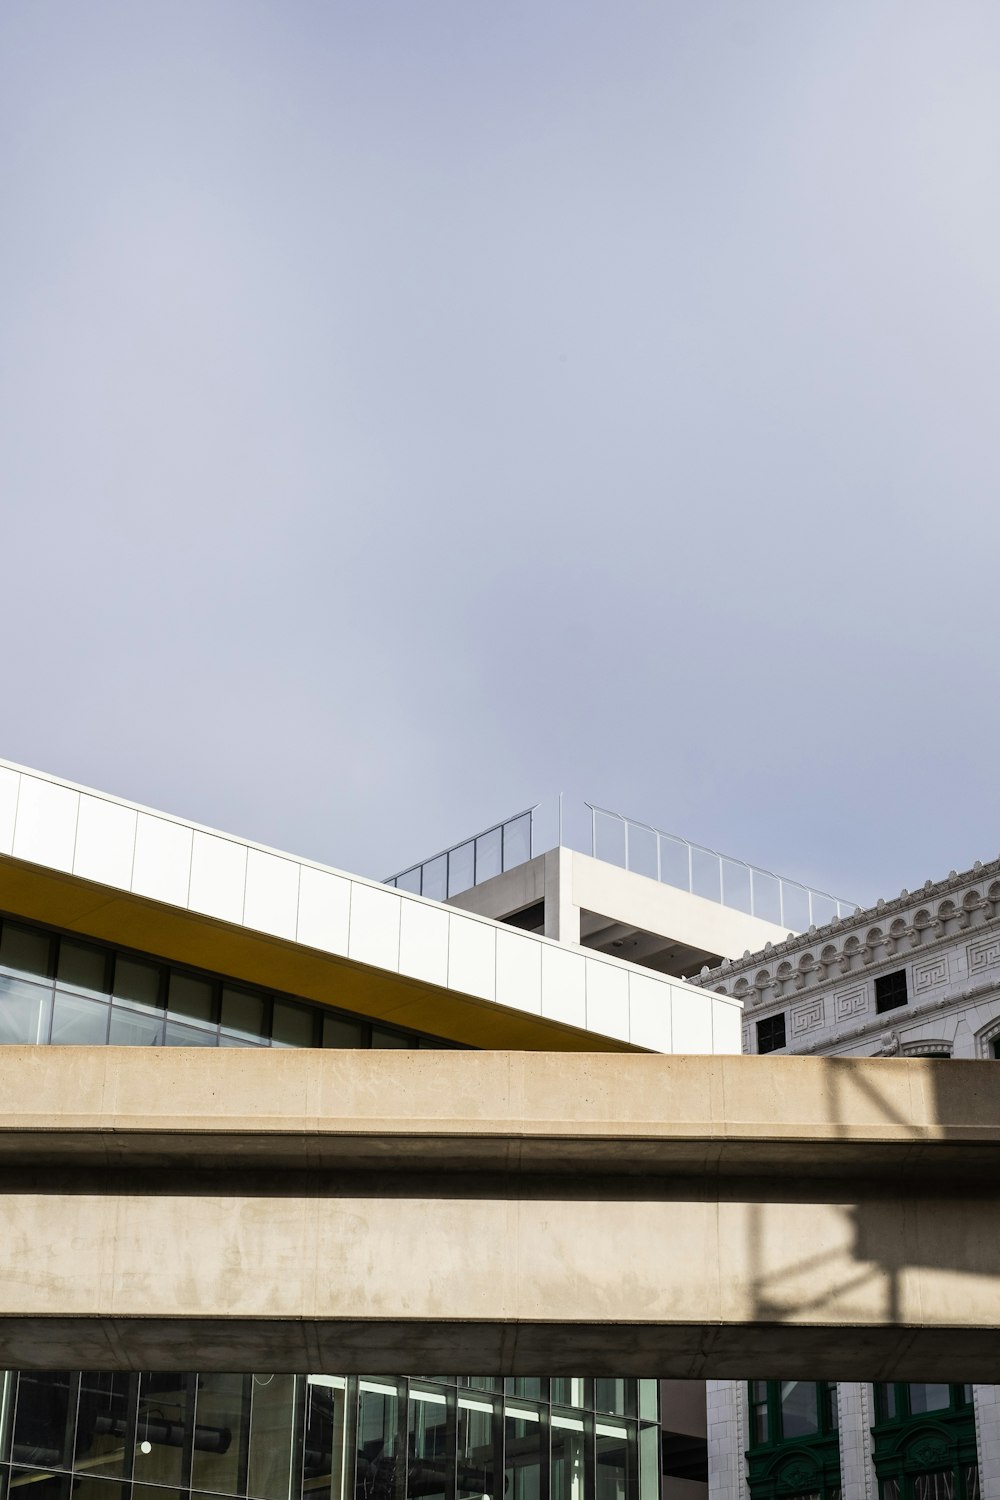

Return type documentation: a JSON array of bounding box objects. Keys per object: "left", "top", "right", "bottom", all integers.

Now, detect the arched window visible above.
[{"left": 872, "top": 1385, "right": 978, "bottom": 1500}]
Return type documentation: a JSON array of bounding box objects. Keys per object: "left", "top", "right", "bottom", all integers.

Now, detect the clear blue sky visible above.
[{"left": 2, "top": 1, "right": 998, "bottom": 904}]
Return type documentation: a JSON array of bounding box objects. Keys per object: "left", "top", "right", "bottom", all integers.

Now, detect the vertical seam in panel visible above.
[
  {"left": 240, "top": 842, "right": 250, "bottom": 926},
  {"left": 9, "top": 771, "right": 21, "bottom": 855},
  {"left": 69, "top": 789, "right": 82, "bottom": 874},
  {"left": 128, "top": 810, "right": 139, "bottom": 892},
  {"left": 293, "top": 860, "right": 302, "bottom": 947},
  {"left": 184, "top": 824, "right": 195, "bottom": 907},
  {"left": 394, "top": 890, "right": 402, "bottom": 972},
  {"left": 445, "top": 911, "right": 452, "bottom": 989}
]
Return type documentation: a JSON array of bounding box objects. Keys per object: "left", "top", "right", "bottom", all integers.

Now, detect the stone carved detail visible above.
[
  {"left": 968, "top": 935, "right": 1000, "bottom": 975},
  {"left": 790, "top": 997, "right": 824, "bottom": 1036},
  {"left": 912, "top": 955, "right": 948, "bottom": 993},
  {"left": 691, "top": 854, "right": 1000, "bottom": 999},
  {"left": 834, "top": 984, "right": 869, "bottom": 1021}
]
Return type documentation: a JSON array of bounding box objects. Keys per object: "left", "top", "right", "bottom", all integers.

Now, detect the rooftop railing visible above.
[{"left": 385, "top": 796, "right": 858, "bottom": 931}]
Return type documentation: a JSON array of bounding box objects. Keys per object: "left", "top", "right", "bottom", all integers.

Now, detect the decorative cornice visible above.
[{"left": 686, "top": 854, "right": 1000, "bottom": 1003}]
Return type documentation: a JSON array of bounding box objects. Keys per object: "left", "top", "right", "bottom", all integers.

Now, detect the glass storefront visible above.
[{"left": 0, "top": 1374, "right": 658, "bottom": 1500}]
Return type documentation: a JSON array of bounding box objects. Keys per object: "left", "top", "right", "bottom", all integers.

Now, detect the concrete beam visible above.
[{"left": 1, "top": 1049, "right": 999, "bottom": 1379}]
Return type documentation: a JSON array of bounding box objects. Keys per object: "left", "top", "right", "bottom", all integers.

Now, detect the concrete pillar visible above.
[
  {"left": 837, "top": 1383, "right": 875, "bottom": 1500},
  {"left": 707, "top": 1381, "right": 748, "bottom": 1500},
  {"left": 543, "top": 847, "right": 581, "bottom": 944},
  {"left": 972, "top": 1385, "right": 1000, "bottom": 1499}
]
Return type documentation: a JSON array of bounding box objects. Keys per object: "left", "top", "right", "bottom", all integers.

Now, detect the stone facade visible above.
[
  {"left": 691, "top": 855, "right": 1000, "bottom": 1060},
  {"left": 696, "top": 856, "right": 1000, "bottom": 1500}
]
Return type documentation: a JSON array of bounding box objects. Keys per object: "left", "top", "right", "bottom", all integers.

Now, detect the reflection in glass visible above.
[
  {"left": 168, "top": 974, "right": 214, "bottom": 1024},
  {"left": 221, "top": 987, "right": 268, "bottom": 1044},
  {"left": 908, "top": 1385, "right": 951, "bottom": 1415},
  {"left": 12, "top": 1371, "right": 75, "bottom": 1474},
  {"left": 407, "top": 1388, "right": 447, "bottom": 1500},
  {"left": 595, "top": 1423, "right": 628, "bottom": 1500},
  {"left": 135, "top": 1374, "right": 189, "bottom": 1488},
  {"left": 165, "top": 1021, "right": 217, "bottom": 1047},
  {"left": 108, "top": 1008, "right": 163, "bottom": 1046},
  {"left": 248, "top": 1374, "right": 298, "bottom": 1500},
  {"left": 456, "top": 1397, "right": 493, "bottom": 1500},
  {"left": 780, "top": 1383, "right": 818, "bottom": 1439},
  {"left": 303, "top": 1378, "right": 347, "bottom": 1500},
  {"left": 57, "top": 942, "right": 107, "bottom": 997},
  {"left": 192, "top": 1373, "right": 246, "bottom": 1497},
  {"left": 594, "top": 1381, "right": 627, "bottom": 1417},
  {"left": 506, "top": 1382, "right": 542, "bottom": 1402},
  {"left": 0, "top": 977, "right": 51, "bottom": 1045},
  {"left": 112, "top": 959, "right": 162, "bottom": 1012},
  {"left": 71, "top": 1477, "right": 127, "bottom": 1500},
  {"left": 357, "top": 1382, "right": 399, "bottom": 1500},
  {"left": 323, "top": 1015, "right": 366, "bottom": 1049},
  {"left": 75, "top": 1372, "right": 131, "bottom": 1480},
  {"left": 0, "top": 923, "right": 50, "bottom": 978},
  {"left": 550, "top": 1383, "right": 585, "bottom": 1409},
  {"left": 272, "top": 1001, "right": 315, "bottom": 1049},
  {"left": 50, "top": 993, "right": 110, "bottom": 1046},
  {"left": 504, "top": 1409, "right": 541, "bottom": 1500},
  {"left": 371, "top": 1028, "right": 410, "bottom": 1050},
  {"left": 551, "top": 1415, "right": 584, "bottom": 1500}
]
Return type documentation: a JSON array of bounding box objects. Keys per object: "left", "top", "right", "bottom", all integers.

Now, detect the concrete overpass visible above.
[{"left": 1, "top": 1047, "right": 998, "bottom": 1380}]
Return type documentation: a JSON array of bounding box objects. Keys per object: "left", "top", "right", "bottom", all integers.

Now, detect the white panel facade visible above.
[
  {"left": 628, "top": 972, "right": 672, "bottom": 1052},
  {"left": 12, "top": 776, "right": 78, "bottom": 874},
  {"left": 296, "top": 865, "right": 351, "bottom": 957},
  {"left": 540, "top": 944, "right": 587, "bottom": 1029},
  {"left": 131, "top": 814, "right": 193, "bottom": 907},
  {"left": 188, "top": 832, "right": 247, "bottom": 924},
  {"left": 496, "top": 928, "right": 543, "bottom": 1015},
  {"left": 711, "top": 997, "right": 742, "bottom": 1055},
  {"left": 0, "top": 759, "right": 737, "bottom": 1053},
  {"left": 447, "top": 914, "right": 496, "bottom": 1002},
  {"left": 586, "top": 961, "right": 630, "bottom": 1041},
  {"left": 672, "top": 987, "right": 714, "bottom": 1054},
  {"left": 73, "top": 795, "right": 137, "bottom": 890},
  {"left": 397, "top": 899, "right": 450, "bottom": 987},
  {"left": 0, "top": 766, "right": 19, "bottom": 855},
  {"left": 348, "top": 882, "right": 401, "bottom": 971},
  {"left": 243, "top": 848, "right": 299, "bottom": 941}
]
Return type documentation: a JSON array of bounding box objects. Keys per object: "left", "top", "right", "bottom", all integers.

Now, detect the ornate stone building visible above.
[{"left": 692, "top": 859, "right": 1000, "bottom": 1500}]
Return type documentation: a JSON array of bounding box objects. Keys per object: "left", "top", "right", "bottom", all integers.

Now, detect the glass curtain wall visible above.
[
  {"left": 0, "top": 1375, "right": 659, "bottom": 1500},
  {"left": 0, "top": 915, "right": 458, "bottom": 1052}
]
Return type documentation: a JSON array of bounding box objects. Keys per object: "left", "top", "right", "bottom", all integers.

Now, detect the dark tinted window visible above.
[
  {"left": 875, "top": 970, "right": 908, "bottom": 1014},
  {"left": 757, "top": 1013, "right": 786, "bottom": 1054}
]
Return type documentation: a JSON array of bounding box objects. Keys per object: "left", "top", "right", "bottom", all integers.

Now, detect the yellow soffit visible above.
[{"left": 0, "top": 855, "right": 641, "bottom": 1054}]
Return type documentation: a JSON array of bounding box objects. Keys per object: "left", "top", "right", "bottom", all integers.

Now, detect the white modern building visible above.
[{"left": 0, "top": 759, "right": 994, "bottom": 1500}]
